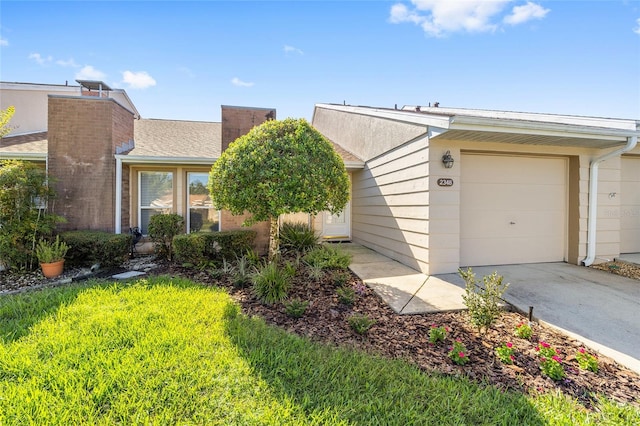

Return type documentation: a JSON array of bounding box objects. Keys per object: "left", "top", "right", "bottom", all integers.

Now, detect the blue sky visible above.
[{"left": 1, "top": 1, "right": 639, "bottom": 121}]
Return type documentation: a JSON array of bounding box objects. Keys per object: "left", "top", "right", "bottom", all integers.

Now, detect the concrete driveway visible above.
[{"left": 435, "top": 262, "right": 640, "bottom": 374}]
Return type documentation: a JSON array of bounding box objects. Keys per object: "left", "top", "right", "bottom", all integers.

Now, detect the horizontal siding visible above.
[{"left": 352, "top": 136, "right": 430, "bottom": 274}]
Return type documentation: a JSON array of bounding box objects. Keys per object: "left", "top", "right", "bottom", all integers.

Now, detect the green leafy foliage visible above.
[
  {"left": 0, "top": 105, "right": 15, "bottom": 138},
  {"left": 348, "top": 313, "right": 376, "bottom": 335},
  {"left": 173, "top": 230, "right": 257, "bottom": 265},
  {"left": 148, "top": 213, "right": 184, "bottom": 261},
  {"left": 514, "top": 322, "right": 533, "bottom": 340},
  {"left": 303, "top": 244, "right": 352, "bottom": 270},
  {"left": 60, "top": 231, "right": 131, "bottom": 268},
  {"left": 209, "top": 118, "right": 350, "bottom": 259},
  {"left": 251, "top": 261, "right": 295, "bottom": 305},
  {"left": 428, "top": 325, "right": 448, "bottom": 344},
  {"left": 284, "top": 298, "right": 309, "bottom": 318},
  {"left": 0, "top": 160, "right": 64, "bottom": 271},
  {"left": 35, "top": 236, "right": 69, "bottom": 263},
  {"left": 336, "top": 285, "right": 356, "bottom": 305},
  {"left": 448, "top": 340, "right": 470, "bottom": 365},
  {"left": 576, "top": 348, "right": 599, "bottom": 373},
  {"left": 459, "top": 268, "right": 509, "bottom": 334},
  {"left": 279, "top": 221, "right": 319, "bottom": 253}
]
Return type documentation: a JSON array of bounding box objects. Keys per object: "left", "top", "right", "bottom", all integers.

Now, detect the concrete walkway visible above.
[
  {"left": 341, "top": 244, "right": 466, "bottom": 314},
  {"left": 341, "top": 243, "right": 640, "bottom": 374}
]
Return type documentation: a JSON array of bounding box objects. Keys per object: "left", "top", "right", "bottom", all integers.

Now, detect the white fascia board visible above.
[
  {"left": 314, "top": 103, "right": 452, "bottom": 129},
  {"left": 0, "top": 82, "right": 80, "bottom": 92},
  {"left": 0, "top": 152, "right": 47, "bottom": 160},
  {"left": 115, "top": 155, "right": 217, "bottom": 165},
  {"left": 344, "top": 161, "right": 365, "bottom": 169},
  {"left": 450, "top": 116, "right": 639, "bottom": 142},
  {"left": 406, "top": 105, "right": 638, "bottom": 131}
]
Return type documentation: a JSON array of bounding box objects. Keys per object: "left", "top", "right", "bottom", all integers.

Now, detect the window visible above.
[
  {"left": 139, "top": 171, "right": 173, "bottom": 234},
  {"left": 187, "top": 172, "right": 219, "bottom": 233}
]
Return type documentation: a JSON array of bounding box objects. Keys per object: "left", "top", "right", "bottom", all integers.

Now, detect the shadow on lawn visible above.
[{"left": 223, "top": 311, "right": 546, "bottom": 425}]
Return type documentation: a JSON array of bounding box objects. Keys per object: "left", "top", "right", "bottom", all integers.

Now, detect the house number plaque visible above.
[{"left": 437, "top": 178, "right": 454, "bottom": 187}]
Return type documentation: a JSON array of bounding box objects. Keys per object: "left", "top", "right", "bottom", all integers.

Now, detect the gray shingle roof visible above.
[
  {"left": 130, "top": 119, "right": 221, "bottom": 159},
  {"left": 0, "top": 132, "right": 48, "bottom": 156}
]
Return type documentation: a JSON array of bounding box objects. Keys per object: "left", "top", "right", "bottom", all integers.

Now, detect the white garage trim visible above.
[
  {"left": 460, "top": 153, "right": 568, "bottom": 266},
  {"left": 621, "top": 156, "right": 640, "bottom": 253}
]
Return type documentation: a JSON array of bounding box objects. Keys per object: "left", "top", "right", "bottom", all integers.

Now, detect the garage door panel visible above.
[
  {"left": 461, "top": 154, "right": 566, "bottom": 266},
  {"left": 621, "top": 157, "right": 640, "bottom": 252},
  {"left": 462, "top": 184, "right": 564, "bottom": 211}
]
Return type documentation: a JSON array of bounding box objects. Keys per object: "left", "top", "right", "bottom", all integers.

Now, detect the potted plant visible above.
[{"left": 35, "top": 236, "right": 69, "bottom": 278}]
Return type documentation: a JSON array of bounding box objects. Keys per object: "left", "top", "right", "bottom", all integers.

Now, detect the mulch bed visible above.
[
  {"left": 167, "top": 260, "right": 640, "bottom": 410},
  {"left": 2, "top": 257, "right": 639, "bottom": 410}
]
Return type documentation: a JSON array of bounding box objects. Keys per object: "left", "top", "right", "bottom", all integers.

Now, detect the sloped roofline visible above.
[{"left": 314, "top": 103, "right": 640, "bottom": 142}]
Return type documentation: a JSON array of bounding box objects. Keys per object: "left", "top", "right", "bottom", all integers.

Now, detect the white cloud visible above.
[
  {"left": 122, "top": 70, "right": 156, "bottom": 89},
  {"left": 231, "top": 77, "right": 254, "bottom": 87},
  {"left": 284, "top": 45, "right": 304, "bottom": 55},
  {"left": 389, "top": 0, "right": 548, "bottom": 37},
  {"left": 56, "top": 58, "right": 79, "bottom": 68},
  {"left": 504, "top": 1, "right": 549, "bottom": 25},
  {"left": 0, "top": 37, "right": 8, "bottom": 47},
  {"left": 634, "top": 18, "right": 640, "bottom": 35},
  {"left": 75, "top": 65, "right": 106, "bottom": 81},
  {"left": 28, "top": 52, "right": 53, "bottom": 65}
]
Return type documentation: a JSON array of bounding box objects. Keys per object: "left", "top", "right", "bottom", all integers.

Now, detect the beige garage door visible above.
[
  {"left": 460, "top": 154, "right": 567, "bottom": 266},
  {"left": 621, "top": 157, "right": 640, "bottom": 253}
]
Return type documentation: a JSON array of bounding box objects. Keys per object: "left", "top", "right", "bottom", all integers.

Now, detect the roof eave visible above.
[
  {"left": 115, "top": 155, "right": 217, "bottom": 165},
  {"left": 0, "top": 152, "right": 47, "bottom": 161}
]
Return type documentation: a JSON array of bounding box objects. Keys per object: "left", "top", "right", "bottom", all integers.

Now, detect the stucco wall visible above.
[{"left": 312, "top": 106, "right": 427, "bottom": 161}]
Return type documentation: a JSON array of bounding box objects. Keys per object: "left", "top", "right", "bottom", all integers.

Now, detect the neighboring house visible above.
[
  {"left": 0, "top": 81, "right": 364, "bottom": 255},
  {"left": 312, "top": 103, "right": 640, "bottom": 274}
]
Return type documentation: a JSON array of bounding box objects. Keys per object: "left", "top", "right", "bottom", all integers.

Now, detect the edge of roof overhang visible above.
[
  {"left": 0, "top": 152, "right": 47, "bottom": 161},
  {"left": 115, "top": 155, "right": 217, "bottom": 165},
  {"left": 449, "top": 115, "right": 640, "bottom": 142}
]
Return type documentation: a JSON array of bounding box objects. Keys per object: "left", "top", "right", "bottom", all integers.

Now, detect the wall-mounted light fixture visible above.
[{"left": 442, "top": 150, "right": 454, "bottom": 169}]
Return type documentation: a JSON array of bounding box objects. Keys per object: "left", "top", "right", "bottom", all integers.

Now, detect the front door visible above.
[{"left": 321, "top": 201, "right": 351, "bottom": 241}]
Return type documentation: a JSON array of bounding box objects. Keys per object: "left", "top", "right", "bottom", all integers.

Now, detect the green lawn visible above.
[{"left": 0, "top": 277, "right": 637, "bottom": 425}]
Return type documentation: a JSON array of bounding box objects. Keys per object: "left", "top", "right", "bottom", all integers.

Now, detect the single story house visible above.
[
  {"left": 0, "top": 81, "right": 364, "bottom": 255},
  {"left": 2, "top": 81, "right": 639, "bottom": 275},
  {"left": 312, "top": 103, "right": 640, "bottom": 274}
]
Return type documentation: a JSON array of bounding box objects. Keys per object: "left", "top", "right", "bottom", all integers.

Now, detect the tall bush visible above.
[
  {"left": 148, "top": 213, "right": 184, "bottom": 261},
  {"left": 0, "top": 160, "right": 64, "bottom": 271},
  {"left": 459, "top": 268, "right": 509, "bottom": 334}
]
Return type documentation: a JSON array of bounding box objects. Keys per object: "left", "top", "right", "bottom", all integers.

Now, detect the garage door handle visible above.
[{"left": 509, "top": 221, "right": 516, "bottom": 225}]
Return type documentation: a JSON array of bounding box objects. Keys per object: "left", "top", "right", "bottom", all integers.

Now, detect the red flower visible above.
[
  {"left": 578, "top": 348, "right": 585, "bottom": 354},
  {"left": 510, "top": 355, "right": 515, "bottom": 361},
  {"left": 539, "top": 341, "right": 550, "bottom": 348},
  {"left": 458, "top": 352, "right": 465, "bottom": 358},
  {"left": 552, "top": 356, "right": 562, "bottom": 363},
  {"left": 506, "top": 342, "right": 513, "bottom": 348}
]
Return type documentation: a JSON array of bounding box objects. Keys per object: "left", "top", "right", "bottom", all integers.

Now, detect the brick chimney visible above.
[
  {"left": 221, "top": 105, "right": 276, "bottom": 152},
  {"left": 47, "top": 94, "right": 134, "bottom": 232}
]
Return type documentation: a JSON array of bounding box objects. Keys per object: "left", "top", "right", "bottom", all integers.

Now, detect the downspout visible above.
[
  {"left": 582, "top": 136, "right": 637, "bottom": 266},
  {"left": 115, "top": 157, "right": 122, "bottom": 234}
]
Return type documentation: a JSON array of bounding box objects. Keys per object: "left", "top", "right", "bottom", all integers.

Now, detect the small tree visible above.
[
  {"left": 0, "top": 160, "right": 64, "bottom": 270},
  {"left": 208, "top": 118, "right": 349, "bottom": 260}
]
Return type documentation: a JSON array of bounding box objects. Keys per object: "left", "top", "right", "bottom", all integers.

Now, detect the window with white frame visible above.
[
  {"left": 139, "top": 171, "right": 173, "bottom": 234},
  {"left": 187, "top": 172, "right": 219, "bottom": 233}
]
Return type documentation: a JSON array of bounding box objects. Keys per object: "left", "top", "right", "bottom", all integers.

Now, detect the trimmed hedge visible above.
[
  {"left": 173, "top": 230, "right": 257, "bottom": 265},
  {"left": 60, "top": 230, "right": 132, "bottom": 268}
]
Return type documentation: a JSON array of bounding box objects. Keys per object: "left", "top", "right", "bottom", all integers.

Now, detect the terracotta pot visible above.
[{"left": 40, "top": 260, "right": 65, "bottom": 279}]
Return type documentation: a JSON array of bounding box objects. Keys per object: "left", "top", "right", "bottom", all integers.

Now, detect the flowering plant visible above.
[
  {"left": 576, "top": 348, "right": 599, "bottom": 373},
  {"left": 514, "top": 322, "right": 533, "bottom": 340},
  {"left": 448, "top": 340, "right": 470, "bottom": 365},
  {"left": 536, "top": 341, "right": 565, "bottom": 380},
  {"left": 428, "top": 324, "right": 448, "bottom": 344},
  {"left": 495, "top": 342, "right": 515, "bottom": 364}
]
